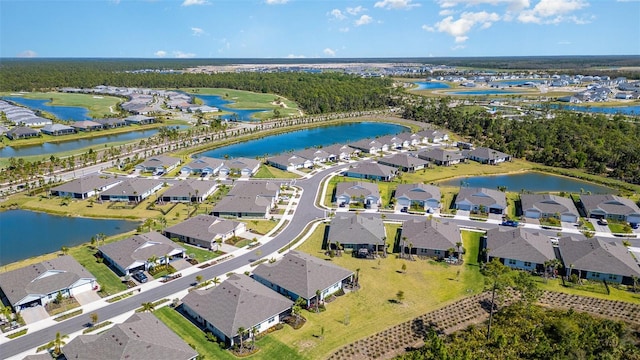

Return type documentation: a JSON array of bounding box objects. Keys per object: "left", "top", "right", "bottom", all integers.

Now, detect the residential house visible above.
[
  {"left": 71, "top": 120, "right": 103, "bottom": 132},
  {"left": 98, "top": 232, "right": 186, "bottom": 276},
  {"left": 377, "top": 154, "right": 429, "bottom": 172},
  {"left": 0, "top": 256, "right": 97, "bottom": 312},
  {"left": 164, "top": 214, "right": 246, "bottom": 250},
  {"left": 99, "top": 178, "right": 163, "bottom": 202},
  {"left": 335, "top": 181, "right": 381, "bottom": 209},
  {"left": 558, "top": 236, "right": 640, "bottom": 284},
  {"left": 294, "top": 148, "right": 331, "bottom": 165},
  {"left": 327, "top": 214, "right": 386, "bottom": 255},
  {"left": 323, "top": 143, "right": 357, "bottom": 161},
  {"left": 394, "top": 183, "right": 441, "bottom": 212},
  {"left": 464, "top": 147, "right": 512, "bottom": 165},
  {"left": 266, "top": 154, "right": 313, "bottom": 171},
  {"left": 401, "top": 218, "right": 461, "bottom": 259},
  {"left": 50, "top": 174, "right": 122, "bottom": 199},
  {"left": 484, "top": 228, "right": 556, "bottom": 272},
  {"left": 93, "top": 118, "right": 127, "bottom": 128},
  {"left": 417, "top": 148, "right": 466, "bottom": 166},
  {"left": 181, "top": 274, "right": 293, "bottom": 347},
  {"left": 342, "top": 162, "right": 397, "bottom": 182},
  {"left": 160, "top": 179, "right": 216, "bottom": 203},
  {"left": 220, "top": 157, "right": 261, "bottom": 177},
  {"left": 455, "top": 187, "right": 507, "bottom": 214},
  {"left": 135, "top": 155, "right": 181, "bottom": 174},
  {"left": 253, "top": 250, "right": 354, "bottom": 307},
  {"left": 180, "top": 157, "right": 225, "bottom": 176},
  {"left": 348, "top": 138, "right": 387, "bottom": 154},
  {"left": 124, "top": 115, "right": 155, "bottom": 125},
  {"left": 378, "top": 134, "right": 411, "bottom": 150},
  {"left": 416, "top": 129, "right": 449, "bottom": 143},
  {"left": 40, "top": 124, "right": 76, "bottom": 136},
  {"left": 62, "top": 313, "right": 198, "bottom": 360},
  {"left": 211, "top": 181, "right": 280, "bottom": 218},
  {"left": 580, "top": 195, "right": 640, "bottom": 224},
  {"left": 520, "top": 194, "right": 580, "bottom": 223},
  {"left": 5, "top": 126, "right": 39, "bottom": 140}
]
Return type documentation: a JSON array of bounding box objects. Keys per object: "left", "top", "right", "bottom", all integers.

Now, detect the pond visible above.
[
  {"left": 411, "top": 82, "right": 451, "bottom": 90},
  {"left": 193, "top": 94, "right": 269, "bottom": 121},
  {"left": 0, "top": 126, "right": 190, "bottom": 158},
  {"left": 0, "top": 210, "right": 139, "bottom": 265},
  {"left": 200, "top": 122, "right": 408, "bottom": 159},
  {"left": 440, "top": 172, "right": 614, "bottom": 194},
  {"left": 3, "top": 96, "right": 91, "bottom": 121},
  {"left": 552, "top": 104, "right": 640, "bottom": 116}
]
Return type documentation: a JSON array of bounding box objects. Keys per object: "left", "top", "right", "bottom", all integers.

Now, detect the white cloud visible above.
[
  {"left": 346, "top": 6, "right": 366, "bottom": 15},
  {"left": 265, "top": 0, "right": 289, "bottom": 4},
  {"left": 173, "top": 51, "right": 196, "bottom": 58},
  {"left": 439, "top": 9, "right": 455, "bottom": 15},
  {"left": 17, "top": 50, "right": 37, "bottom": 58},
  {"left": 518, "top": 0, "right": 588, "bottom": 23},
  {"left": 355, "top": 15, "right": 373, "bottom": 26},
  {"left": 182, "top": 0, "right": 208, "bottom": 6},
  {"left": 191, "top": 27, "right": 204, "bottom": 36},
  {"left": 287, "top": 54, "right": 306, "bottom": 58},
  {"left": 329, "top": 9, "right": 346, "bottom": 20},
  {"left": 323, "top": 48, "right": 336, "bottom": 56},
  {"left": 339, "top": 27, "right": 350, "bottom": 32},
  {"left": 374, "top": 0, "right": 420, "bottom": 10},
  {"left": 154, "top": 50, "right": 167, "bottom": 57},
  {"left": 433, "top": 11, "right": 500, "bottom": 42},
  {"left": 422, "top": 24, "right": 435, "bottom": 32}
]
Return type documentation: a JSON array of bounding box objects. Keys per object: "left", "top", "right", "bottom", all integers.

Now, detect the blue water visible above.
[
  {"left": 0, "top": 210, "right": 139, "bottom": 265},
  {"left": 442, "top": 172, "right": 613, "bottom": 194},
  {"left": 412, "top": 82, "right": 451, "bottom": 90},
  {"left": 552, "top": 104, "right": 640, "bottom": 116},
  {"left": 3, "top": 96, "right": 91, "bottom": 121},
  {"left": 0, "top": 126, "right": 190, "bottom": 158},
  {"left": 193, "top": 94, "right": 268, "bottom": 121},
  {"left": 492, "top": 80, "right": 543, "bottom": 86},
  {"left": 444, "top": 90, "right": 525, "bottom": 95},
  {"left": 200, "top": 122, "right": 407, "bottom": 158}
]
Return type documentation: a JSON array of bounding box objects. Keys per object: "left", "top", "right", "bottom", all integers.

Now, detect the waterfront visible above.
[
  {"left": 0, "top": 210, "right": 139, "bottom": 265},
  {"left": 441, "top": 171, "right": 613, "bottom": 194},
  {"left": 2, "top": 96, "right": 91, "bottom": 121},
  {"left": 412, "top": 81, "right": 451, "bottom": 90},
  {"left": 200, "top": 121, "right": 407, "bottom": 158}
]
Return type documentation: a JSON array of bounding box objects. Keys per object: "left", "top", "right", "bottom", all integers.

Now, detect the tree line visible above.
[{"left": 403, "top": 98, "right": 640, "bottom": 184}]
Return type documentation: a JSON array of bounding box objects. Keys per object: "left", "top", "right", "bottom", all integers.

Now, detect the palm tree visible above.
[
  {"left": 251, "top": 326, "right": 258, "bottom": 349},
  {"left": 315, "top": 289, "right": 322, "bottom": 313},
  {"left": 447, "top": 247, "right": 456, "bottom": 263},
  {"left": 236, "top": 326, "right": 246, "bottom": 351},
  {"left": 211, "top": 277, "right": 221, "bottom": 286},
  {"left": 215, "top": 238, "right": 223, "bottom": 252},
  {"left": 455, "top": 241, "right": 463, "bottom": 264},
  {"left": 401, "top": 236, "right": 408, "bottom": 259},
  {"left": 97, "top": 232, "right": 106, "bottom": 246},
  {"left": 408, "top": 242, "right": 413, "bottom": 260},
  {"left": 157, "top": 216, "right": 167, "bottom": 231},
  {"left": 195, "top": 275, "right": 203, "bottom": 284},
  {"left": 60, "top": 246, "right": 69, "bottom": 255},
  {"left": 147, "top": 255, "right": 158, "bottom": 270},
  {"left": 140, "top": 302, "right": 155, "bottom": 312},
  {"left": 90, "top": 312, "right": 98, "bottom": 326},
  {"left": 47, "top": 332, "right": 69, "bottom": 356}
]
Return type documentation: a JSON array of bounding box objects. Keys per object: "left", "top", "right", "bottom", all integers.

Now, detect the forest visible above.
[
  {"left": 0, "top": 60, "right": 397, "bottom": 115},
  {"left": 396, "top": 303, "right": 640, "bottom": 360},
  {"left": 402, "top": 98, "right": 640, "bottom": 185}
]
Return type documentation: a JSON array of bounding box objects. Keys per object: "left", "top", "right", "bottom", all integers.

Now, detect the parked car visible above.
[
  {"left": 501, "top": 220, "right": 519, "bottom": 227},
  {"left": 132, "top": 271, "right": 148, "bottom": 283},
  {"left": 631, "top": 223, "right": 639, "bottom": 229},
  {"left": 597, "top": 218, "right": 608, "bottom": 226},
  {"left": 400, "top": 207, "right": 408, "bottom": 213}
]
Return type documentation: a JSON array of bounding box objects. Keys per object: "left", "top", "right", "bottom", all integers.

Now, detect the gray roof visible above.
[
  {"left": 401, "top": 218, "right": 460, "bottom": 251},
  {"left": 521, "top": 194, "right": 579, "bottom": 217},
  {"left": 51, "top": 174, "right": 122, "bottom": 195},
  {"left": 161, "top": 179, "right": 216, "bottom": 199},
  {"left": 416, "top": 129, "right": 448, "bottom": 140},
  {"left": 328, "top": 214, "right": 386, "bottom": 246},
  {"left": 93, "top": 118, "right": 127, "bottom": 126},
  {"left": 580, "top": 195, "right": 640, "bottom": 216},
  {"left": 377, "top": 154, "right": 429, "bottom": 169},
  {"left": 395, "top": 183, "right": 440, "bottom": 202},
  {"left": 456, "top": 187, "right": 507, "bottom": 208},
  {"left": 267, "top": 154, "right": 308, "bottom": 167},
  {"left": 7, "top": 126, "right": 39, "bottom": 136},
  {"left": 22, "top": 354, "right": 53, "bottom": 360},
  {"left": 294, "top": 148, "right": 331, "bottom": 161},
  {"left": 182, "top": 274, "right": 292, "bottom": 339},
  {"left": 224, "top": 157, "right": 261, "bottom": 171},
  {"left": 323, "top": 143, "right": 355, "bottom": 156},
  {"left": 183, "top": 156, "right": 224, "bottom": 172},
  {"left": 0, "top": 256, "right": 95, "bottom": 307},
  {"left": 62, "top": 313, "right": 197, "bottom": 360},
  {"left": 253, "top": 250, "right": 353, "bottom": 300},
  {"left": 486, "top": 228, "right": 556, "bottom": 265},
  {"left": 100, "top": 178, "right": 163, "bottom": 197},
  {"left": 212, "top": 181, "right": 279, "bottom": 214},
  {"left": 417, "top": 148, "right": 465, "bottom": 162},
  {"left": 41, "top": 123, "right": 74, "bottom": 132},
  {"left": 465, "top": 147, "right": 511, "bottom": 161},
  {"left": 349, "top": 138, "right": 383, "bottom": 152},
  {"left": 558, "top": 236, "right": 640, "bottom": 277},
  {"left": 335, "top": 181, "right": 380, "bottom": 200},
  {"left": 137, "top": 155, "right": 180, "bottom": 169},
  {"left": 164, "top": 215, "right": 243, "bottom": 243},
  {"left": 71, "top": 120, "right": 103, "bottom": 129},
  {"left": 124, "top": 115, "right": 155, "bottom": 122},
  {"left": 344, "top": 162, "right": 397, "bottom": 178},
  {"left": 98, "top": 232, "right": 184, "bottom": 271}
]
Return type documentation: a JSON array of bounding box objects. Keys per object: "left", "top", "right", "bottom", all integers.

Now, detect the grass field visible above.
[
  {"left": 154, "top": 306, "right": 306, "bottom": 360},
  {"left": 253, "top": 165, "right": 299, "bottom": 179},
  {"left": 186, "top": 88, "right": 302, "bottom": 120},
  {"left": 0, "top": 92, "right": 124, "bottom": 118}
]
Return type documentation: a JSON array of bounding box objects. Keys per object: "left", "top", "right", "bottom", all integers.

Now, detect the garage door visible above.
[
  {"left": 525, "top": 210, "right": 540, "bottom": 219},
  {"left": 69, "top": 282, "right": 93, "bottom": 296},
  {"left": 561, "top": 214, "right": 577, "bottom": 223}
]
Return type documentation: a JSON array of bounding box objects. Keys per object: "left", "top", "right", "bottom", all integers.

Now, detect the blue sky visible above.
[{"left": 1, "top": 0, "right": 638, "bottom": 58}]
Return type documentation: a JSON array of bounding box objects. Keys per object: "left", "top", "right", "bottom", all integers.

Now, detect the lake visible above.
[
  {"left": 193, "top": 94, "right": 268, "bottom": 121},
  {"left": 441, "top": 172, "right": 613, "bottom": 194},
  {"left": 3, "top": 96, "right": 91, "bottom": 121},
  {"left": 412, "top": 82, "right": 451, "bottom": 90},
  {"left": 0, "top": 210, "right": 139, "bottom": 265},
  {"left": 552, "top": 104, "right": 640, "bottom": 116},
  {"left": 200, "top": 122, "right": 407, "bottom": 158},
  {"left": 0, "top": 126, "right": 190, "bottom": 158}
]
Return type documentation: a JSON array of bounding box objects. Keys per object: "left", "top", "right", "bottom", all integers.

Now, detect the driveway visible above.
[
  {"left": 20, "top": 306, "right": 49, "bottom": 324},
  {"left": 589, "top": 219, "right": 610, "bottom": 233},
  {"left": 74, "top": 290, "right": 101, "bottom": 306}
]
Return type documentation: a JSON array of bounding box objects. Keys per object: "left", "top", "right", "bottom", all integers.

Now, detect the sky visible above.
[{"left": 1, "top": 0, "right": 639, "bottom": 58}]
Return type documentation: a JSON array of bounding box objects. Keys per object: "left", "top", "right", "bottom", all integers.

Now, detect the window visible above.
[
  {"left": 268, "top": 317, "right": 275, "bottom": 323},
  {"left": 524, "top": 262, "right": 532, "bottom": 267},
  {"left": 608, "top": 274, "right": 617, "bottom": 281},
  {"left": 592, "top": 272, "right": 600, "bottom": 278},
  {"left": 508, "top": 259, "right": 516, "bottom": 265},
  {"left": 435, "top": 250, "right": 441, "bottom": 255},
  {"left": 420, "top": 249, "right": 428, "bottom": 254}
]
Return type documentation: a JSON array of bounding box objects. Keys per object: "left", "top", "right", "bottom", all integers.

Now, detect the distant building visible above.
[
  {"left": 40, "top": 123, "right": 75, "bottom": 136},
  {"left": 5, "top": 126, "right": 40, "bottom": 140},
  {"left": 394, "top": 183, "right": 441, "bottom": 212},
  {"left": 211, "top": 181, "right": 280, "bottom": 218},
  {"left": 164, "top": 214, "right": 245, "bottom": 249},
  {"left": 342, "top": 162, "right": 397, "bottom": 182},
  {"left": 455, "top": 187, "right": 506, "bottom": 214},
  {"left": 484, "top": 228, "right": 555, "bottom": 272}
]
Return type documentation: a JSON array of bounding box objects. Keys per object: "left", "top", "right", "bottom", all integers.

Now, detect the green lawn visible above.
[
  {"left": 0, "top": 91, "right": 123, "bottom": 118},
  {"left": 608, "top": 222, "right": 632, "bottom": 233},
  {"left": 185, "top": 88, "right": 302, "bottom": 120},
  {"left": 180, "top": 243, "right": 223, "bottom": 263},
  {"left": 69, "top": 245, "right": 127, "bottom": 296},
  {"left": 253, "top": 165, "right": 299, "bottom": 179},
  {"left": 154, "top": 306, "right": 305, "bottom": 360}
]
